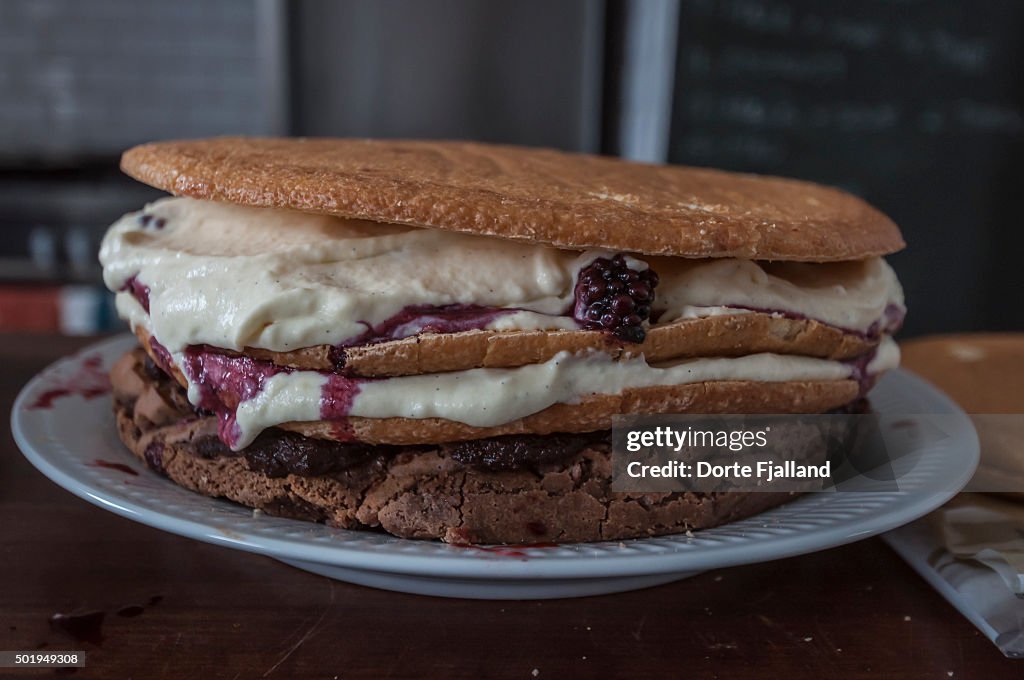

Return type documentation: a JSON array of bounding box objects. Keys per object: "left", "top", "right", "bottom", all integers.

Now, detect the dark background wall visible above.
[
  {"left": 290, "top": 0, "right": 605, "bottom": 151},
  {"left": 660, "top": 0, "right": 1024, "bottom": 336},
  {"left": 0, "top": 0, "right": 1021, "bottom": 336}
]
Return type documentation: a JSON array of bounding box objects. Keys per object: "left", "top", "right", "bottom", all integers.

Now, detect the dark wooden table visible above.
[{"left": 1, "top": 334, "right": 1018, "bottom": 679}]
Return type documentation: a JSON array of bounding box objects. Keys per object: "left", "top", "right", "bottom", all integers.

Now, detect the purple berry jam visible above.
[
  {"left": 147, "top": 336, "right": 175, "bottom": 375},
  {"left": 320, "top": 374, "right": 367, "bottom": 420},
  {"left": 721, "top": 302, "right": 905, "bottom": 340},
  {"left": 845, "top": 347, "right": 883, "bottom": 397},
  {"left": 121, "top": 275, "right": 151, "bottom": 313},
  {"left": 177, "top": 347, "right": 371, "bottom": 449},
  {"left": 180, "top": 349, "right": 285, "bottom": 446},
  {"left": 340, "top": 304, "right": 519, "bottom": 347},
  {"left": 573, "top": 254, "right": 659, "bottom": 343},
  {"left": 872, "top": 303, "right": 906, "bottom": 338}
]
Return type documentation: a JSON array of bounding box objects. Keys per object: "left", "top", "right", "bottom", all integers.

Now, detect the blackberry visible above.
[{"left": 573, "top": 254, "right": 659, "bottom": 342}]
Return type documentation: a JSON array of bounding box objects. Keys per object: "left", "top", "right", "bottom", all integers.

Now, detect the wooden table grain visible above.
[{"left": 0, "top": 334, "right": 1017, "bottom": 679}]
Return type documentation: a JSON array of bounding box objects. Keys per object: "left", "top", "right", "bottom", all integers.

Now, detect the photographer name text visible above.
[{"left": 625, "top": 460, "right": 831, "bottom": 483}]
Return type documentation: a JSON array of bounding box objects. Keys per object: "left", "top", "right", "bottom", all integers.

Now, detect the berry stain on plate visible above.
[
  {"left": 28, "top": 354, "right": 111, "bottom": 410},
  {"left": 457, "top": 543, "right": 560, "bottom": 559},
  {"left": 90, "top": 459, "right": 139, "bottom": 476}
]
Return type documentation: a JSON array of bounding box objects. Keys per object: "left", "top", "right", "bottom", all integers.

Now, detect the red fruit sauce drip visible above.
[
  {"left": 28, "top": 354, "right": 111, "bottom": 410},
  {"left": 339, "top": 304, "right": 518, "bottom": 347},
  {"left": 175, "top": 343, "right": 370, "bottom": 449},
  {"left": 147, "top": 336, "right": 174, "bottom": 375},
  {"left": 458, "top": 543, "right": 560, "bottom": 559},
  {"left": 121, "top": 275, "right": 151, "bottom": 313},
  {"left": 91, "top": 459, "right": 138, "bottom": 476}
]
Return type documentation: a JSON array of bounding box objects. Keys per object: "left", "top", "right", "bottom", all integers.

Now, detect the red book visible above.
[{"left": 0, "top": 285, "right": 62, "bottom": 332}]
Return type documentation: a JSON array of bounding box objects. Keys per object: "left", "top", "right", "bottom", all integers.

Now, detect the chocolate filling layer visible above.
[
  {"left": 192, "top": 429, "right": 402, "bottom": 478},
  {"left": 446, "top": 431, "right": 610, "bottom": 471},
  {"left": 185, "top": 428, "right": 609, "bottom": 478}
]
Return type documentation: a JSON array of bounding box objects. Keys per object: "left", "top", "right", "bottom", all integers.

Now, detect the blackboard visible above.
[{"left": 668, "top": 0, "right": 1024, "bottom": 335}]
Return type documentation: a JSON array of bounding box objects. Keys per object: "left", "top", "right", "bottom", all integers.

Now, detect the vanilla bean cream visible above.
[
  {"left": 100, "top": 197, "right": 904, "bottom": 355},
  {"left": 168, "top": 337, "right": 899, "bottom": 450}
]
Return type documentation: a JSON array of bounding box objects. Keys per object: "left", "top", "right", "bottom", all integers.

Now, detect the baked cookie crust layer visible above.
[
  {"left": 121, "top": 137, "right": 904, "bottom": 261},
  {"left": 134, "top": 310, "right": 877, "bottom": 377}
]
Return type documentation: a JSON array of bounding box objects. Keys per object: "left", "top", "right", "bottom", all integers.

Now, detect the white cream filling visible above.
[
  {"left": 652, "top": 257, "right": 903, "bottom": 332},
  {"left": 867, "top": 337, "right": 901, "bottom": 374},
  {"left": 221, "top": 337, "right": 900, "bottom": 449},
  {"left": 100, "top": 197, "right": 904, "bottom": 354}
]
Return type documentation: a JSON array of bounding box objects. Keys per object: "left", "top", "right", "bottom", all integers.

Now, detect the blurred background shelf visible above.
[{"left": 0, "top": 0, "right": 1021, "bottom": 334}]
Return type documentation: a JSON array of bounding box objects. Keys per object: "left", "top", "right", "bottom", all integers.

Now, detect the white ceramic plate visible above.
[{"left": 13, "top": 335, "right": 979, "bottom": 599}]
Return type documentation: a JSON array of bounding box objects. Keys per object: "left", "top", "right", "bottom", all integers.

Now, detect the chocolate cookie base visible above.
[{"left": 112, "top": 349, "right": 795, "bottom": 544}]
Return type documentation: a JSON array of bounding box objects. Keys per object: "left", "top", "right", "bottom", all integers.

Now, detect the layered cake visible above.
[{"left": 100, "top": 137, "right": 905, "bottom": 543}]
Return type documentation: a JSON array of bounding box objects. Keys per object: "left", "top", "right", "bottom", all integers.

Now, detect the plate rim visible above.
[{"left": 12, "top": 334, "right": 980, "bottom": 580}]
